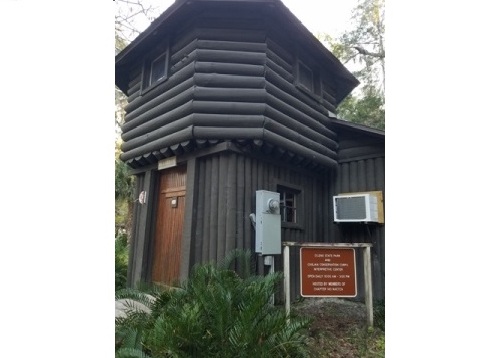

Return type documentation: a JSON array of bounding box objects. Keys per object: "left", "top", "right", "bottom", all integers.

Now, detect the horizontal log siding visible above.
[
  {"left": 264, "top": 46, "right": 334, "bottom": 123},
  {"left": 124, "top": 63, "right": 143, "bottom": 104},
  {"left": 120, "top": 30, "right": 267, "bottom": 162},
  {"left": 337, "top": 136, "right": 385, "bottom": 162},
  {"left": 321, "top": 71, "right": 337, "bottom": 113},
  {"left": 266, "top": 28, "right": 339, "bottom": 115},
  {"left": 119, "top": 17, "right": 345, "bottom": 171},
  {"left": 322, "top": 90, "right": 336, "bottom": 109},
  {"left": 120, "top": 27, "right": 342, "bottom": 169},
  {"left": 189, "top": 151, "right": 329, "bottom": 301},
  {"left": 320, "top": 71, "right": 337, "bottom": 113},
  {"left": 262, "top": 39, "right": 340, "bottom": 171},
  {"left": 126, "top": 64, "right": 142, "bottom": 99},
  {"left": 124, "top": 61, "right": 196, "bottom": 118},
  {"left": 264, "top": 38, "right": 339, "bottom": 152}
]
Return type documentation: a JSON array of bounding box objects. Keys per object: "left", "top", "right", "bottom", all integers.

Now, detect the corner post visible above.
[
  {"left": 283, "top": 244, "right": 291, "bottom": 319},
  {"left": 363, "top": 245, "right": 374, "bottom": 327}
]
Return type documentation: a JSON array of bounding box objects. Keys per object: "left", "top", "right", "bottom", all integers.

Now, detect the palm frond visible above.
[
  {"left": 220, "top": 248, "right": 255, "bottom": 279},
  {"left": 116, "top": 347, "right": 152, "bottom": 358}
]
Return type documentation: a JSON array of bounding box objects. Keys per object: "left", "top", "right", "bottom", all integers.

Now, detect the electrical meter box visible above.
[{"left": 255, "top": 190, "right": 281, "bottom": 255}]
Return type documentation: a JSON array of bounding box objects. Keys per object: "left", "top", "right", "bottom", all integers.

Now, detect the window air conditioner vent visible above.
[{"left": 333, "top": 193, "right": 379, "bottom": 223}]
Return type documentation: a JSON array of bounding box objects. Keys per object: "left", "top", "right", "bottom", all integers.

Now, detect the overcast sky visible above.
[{"left": 281, "top": 0, "right": 357, "bottom": 37}]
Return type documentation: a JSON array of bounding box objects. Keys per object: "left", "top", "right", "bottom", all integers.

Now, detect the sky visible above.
[{"left": 281, "top": 0, "right": 358, "bottom": 37}]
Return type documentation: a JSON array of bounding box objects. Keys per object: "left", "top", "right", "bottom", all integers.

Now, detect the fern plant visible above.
[{"left": 115, "top": 249, "right": 312, "bottom": 357}]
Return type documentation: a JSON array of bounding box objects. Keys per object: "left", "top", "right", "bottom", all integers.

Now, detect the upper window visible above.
[
  {"left": 149, "top": 53, "right": 167, "bottom": 86},
  {"left": 298, "top": 62, "right": 313, "bottom": 92},
  {"left": 295, "top": 60, "right": 322, "bottom": 101},
  {"left": 141, "top": 45, "right": 169, "bottom": 94}
]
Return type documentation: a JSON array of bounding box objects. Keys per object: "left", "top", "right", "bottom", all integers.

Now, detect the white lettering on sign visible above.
[{"left": 301, "top": 247, "right": 357, "bottom": 298}]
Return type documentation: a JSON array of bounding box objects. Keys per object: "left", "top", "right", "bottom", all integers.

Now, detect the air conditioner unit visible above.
[{"left": 333, "top": 193, "right": 379, "bottom": 223}]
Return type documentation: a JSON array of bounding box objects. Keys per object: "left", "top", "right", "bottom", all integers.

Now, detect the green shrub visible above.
[
  {"left": 115, "top": 233, "right": 129, "bottom": 291},
  {"left": 116, "top": 250, "right": 312, "bottom": 357}
]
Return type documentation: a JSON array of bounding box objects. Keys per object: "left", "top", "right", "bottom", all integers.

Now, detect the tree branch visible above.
[
  {"left": 344, "top": 52, "right": 360, "bottom": 64},
  {"left": 352, "top": 46, "right": 385, "bottom": 59}
]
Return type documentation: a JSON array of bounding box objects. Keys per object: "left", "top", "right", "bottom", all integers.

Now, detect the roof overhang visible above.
[{"left": 327, "top": 116, "right": 385, "bottom": 139}]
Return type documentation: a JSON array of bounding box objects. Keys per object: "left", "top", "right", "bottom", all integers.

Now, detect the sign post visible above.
[
  {"left": 363, "top": 246, "right": 373, "bottom": 326},
  {"left": 283, "top": 244, "right": 290, "bottom": 320},
  {"left": 283, "top": 242, "right": 374, "bottom": 327}
]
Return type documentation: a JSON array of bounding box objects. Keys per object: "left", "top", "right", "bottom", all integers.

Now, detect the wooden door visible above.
[{"left": 151, "top": 166, "right": 187, "bottom": 285}]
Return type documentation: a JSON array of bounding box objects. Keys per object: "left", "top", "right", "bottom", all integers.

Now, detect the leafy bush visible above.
[
  {"left": 116, "top": 233, "right": 129, "bottom": 291},
  {"left": 115, "top": 159, "right": 135, "bottom": 201},
  {"left": 115, "top": 158, "right": 135, "bottom": 235},
  {"left": 116, "top": 250, "right": 312, "bottom": 357}
]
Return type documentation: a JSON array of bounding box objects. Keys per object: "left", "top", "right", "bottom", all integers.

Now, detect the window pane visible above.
[
  {"left": 279, "top": 189, "right": 297, "bottom": 223},
  {"left": 314, "top": 74, "right": 322, "bottom": 97},
  {"left": 285, "top": 207, "right": 296, "bottom": 222},
  {"left": 298, "top": 63, "right": 313, "bottom": 91},
  {"left": 150, "top": 54, "right": 166, "bottom": 84}
]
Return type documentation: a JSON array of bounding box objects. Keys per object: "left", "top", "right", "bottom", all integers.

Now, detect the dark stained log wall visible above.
[
  {"left": 185, "top": 148, "right": 384, "bottom": 301},
  {"left": 127, "top": 170, "right": 159, "bottom": 288},
  {"left": 265, "top": 23, "right": 338, "bottom": 114},
  {"left": 334, "top": 156, "right": 385, "bottom": 300},
  {"left": 118, "top": 10, "right": 343, "bottom": 171},
  {"left": 329, "top": 131, "right": 385, "bottom": 300},
  {"left": 188, "top": 150, "right": 332, "bottom": 301},
  {"left": 127, "top": 146, "right": 385, "bottom": 300}
]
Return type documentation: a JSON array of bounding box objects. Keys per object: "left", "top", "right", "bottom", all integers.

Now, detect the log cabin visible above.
[{"left": 115, "top": 0, "right": 385, "bottom": 301}]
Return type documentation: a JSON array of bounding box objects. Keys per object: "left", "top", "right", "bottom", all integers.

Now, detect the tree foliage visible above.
[
  {"left": 115, "top": 158, "right": 135, "bottom": 201},
  {"left": 115, "top": 0, "right": 162, "bottom": 54},
  {"left": 337, "top": 0, "right": 385, "bottom": 91},
  {"left": 337, "top": 86, "right": 385, "bottom": 130},
  {"left": 321, "top": 0, "right": 385, "bottom": 130},
  {"left": 115, "top": 0, "right": 162, "bottom": 132},
  {"left": 116, "top": 232, "right": 130, "bottom": 291},
  {"left": 115, "top": 153, "right": 135, "bottom": 235},
  {"left": 115, "top": 1, "right": 162, "bottom": 237}
]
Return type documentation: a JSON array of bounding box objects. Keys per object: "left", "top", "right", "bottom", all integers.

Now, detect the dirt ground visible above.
[{"left": 292, "top": 297, "right": 385, "bottom": 357}]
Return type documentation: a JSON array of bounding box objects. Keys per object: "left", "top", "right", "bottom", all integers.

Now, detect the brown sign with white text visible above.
[{"left": 300, "top": 247, "right": 357, "bottom": 297}]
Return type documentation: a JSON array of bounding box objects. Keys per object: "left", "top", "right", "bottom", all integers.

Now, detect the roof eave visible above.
[{"left": 328, "top": 116, "right": 385, "bottom": 138}]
